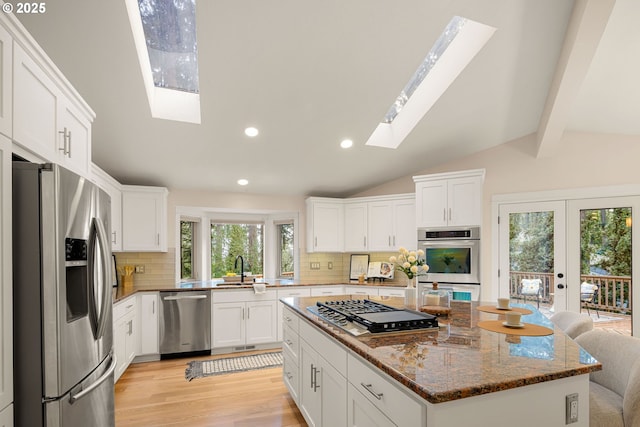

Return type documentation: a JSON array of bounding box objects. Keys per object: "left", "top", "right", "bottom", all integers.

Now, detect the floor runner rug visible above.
[{"left": 185, "top": 351, "right": 282, "bottom": 381}]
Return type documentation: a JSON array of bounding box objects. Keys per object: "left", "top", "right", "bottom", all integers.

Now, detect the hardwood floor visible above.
[{"left": 115, "top": 351, "right": 307, "bottom": 427}]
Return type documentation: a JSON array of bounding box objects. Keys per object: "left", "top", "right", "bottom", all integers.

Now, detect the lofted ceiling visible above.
[{"left": 16, "top": 0, "right": 640, "bottom": 197}]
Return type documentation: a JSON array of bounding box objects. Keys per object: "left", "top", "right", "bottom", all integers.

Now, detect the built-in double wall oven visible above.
[{"left": 417, "top": 227, "right": 481, "bottom": 301}]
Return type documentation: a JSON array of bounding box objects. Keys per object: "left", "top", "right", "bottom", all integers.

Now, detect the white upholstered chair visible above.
[
  {"left": 575, "top": 330, "right": 640, "bottom": 427},
  {"left": 518, "top": 278, "right": 542, "bottom": 308},
  {"left": 549, "top": 311, "right": 593, "bottom": 339}
]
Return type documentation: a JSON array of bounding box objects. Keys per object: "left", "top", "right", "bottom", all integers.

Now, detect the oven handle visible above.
[{"left": 419, "top": 240, "right": 478, "bottom": 246}]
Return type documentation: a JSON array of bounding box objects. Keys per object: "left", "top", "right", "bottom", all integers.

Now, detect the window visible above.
[
  {"left": 277, "top": 222, "right": 294, "bottom": 278},
  {"left": 210, "top": 223, "right": 264, "bottom": 279},
  {"left": 180, "top": 219, "right": 198, "bottom": 280}
]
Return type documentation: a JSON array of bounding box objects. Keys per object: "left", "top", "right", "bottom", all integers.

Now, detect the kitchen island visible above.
[{"left": 281, "top": 296, "right": 601, "bottom": 427}]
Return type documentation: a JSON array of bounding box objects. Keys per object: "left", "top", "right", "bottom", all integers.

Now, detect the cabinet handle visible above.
[
  {"left": 314, "top": 237, "right": 317, "bottom": 247},
  {"left": 313, "top": 365, "right": 320, "bottom": 392},
  {"left": 112, "top": 231, "right": 117, "bottom": 244},
  {"left": 152, "top": 300, "right": 155, "bottom": 314},
  {"left": 449, "top": 208, "right": 452, "bottom": 221},
  {"left": 247, "top": 307, "right": 250, "bottom": 319},
  {"left": 285, "top": 339, "right": 293, "bottom": 345},
  {"left": 364, "top": 236, "right": 366, "bottom": 247},
  {"left": 443, "top": 208, "right": 446, "bottom": 221},
  {"left": 157, "top": 233, "right": 160, "bottom": 245},
  {"left": 242, "top": 308, "right": 245, "bottom": 320},
  {"left": 388, "top": 235, "right": 391, "bottom": 246},
  {"left": 360, "top": 382, "right": 383, "bottom": 400},
  {"left": 58, "top": 127, "right": 70, "bottom": 156},
  {"left": 310, "top": 364, "right": 316, "bottom": 389},
  {"left": 284, "top": 316, "right": 291, "bottom": 322},
  {"left": 127, "top": 320, "right": 133, "bottom": 335},
  {"left": 285, "top": 371, "right": 293, "bottom": 380}
]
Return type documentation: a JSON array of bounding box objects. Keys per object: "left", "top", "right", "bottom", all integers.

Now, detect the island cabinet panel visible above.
[
  {"left": 348, "top": 354, "right": 423, "bottom": 426},
  {"left": 347, "top": 383, "right": 395, "bottom": 427}
]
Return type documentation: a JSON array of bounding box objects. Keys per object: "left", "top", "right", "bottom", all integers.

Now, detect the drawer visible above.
[
  {"left": 300, "top": 318, "right": 347, "bottom": 376},
  {"left": 344, "top": 286, "right": 379, "bottom": 297},
  {"left": 277, "top": 287, "right": 312, "bottom": 299},
  {"left": 282, "top": 324, "right": 300, "bottom": 359},
  {"left": 310, "top": 286, "right": 344, "bottom": 296},
  {"left": 348, "top": 353, "right": 423, "bottom": 426},
  {"left": 378, "top": 287, "right": 406, "bottom": 298},
  {"left": 113, "top": 295, "right": 136, "bottom": 320},
  {"left": 282, "top": 306, "right": 299, "bottom": 333},
  {"left": 212, "top": 289, "right": 276, "bottom": 303},
  {"left": 283, "top": 349, "right": 300, "bottom": 404}
]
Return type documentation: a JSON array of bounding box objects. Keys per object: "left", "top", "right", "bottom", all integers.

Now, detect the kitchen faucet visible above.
[{"left": 234, "top": 255, "right": 245, "bottom": 283}]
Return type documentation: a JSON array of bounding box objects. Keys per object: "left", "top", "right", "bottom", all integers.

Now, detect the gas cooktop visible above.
[{"left": 307, "top": 299, "right": 438, "bottom": 336}]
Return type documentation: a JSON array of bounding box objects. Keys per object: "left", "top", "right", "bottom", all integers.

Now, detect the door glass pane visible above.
[
  {"left": 508, "top": 211, "right": 555, "bottom": 309},
  {"left": 579, "top": 207, "right": 632, "bottom": 335}
]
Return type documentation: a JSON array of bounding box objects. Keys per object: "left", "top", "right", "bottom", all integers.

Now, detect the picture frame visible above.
[
  {"left": 112, "top": 254, "right": 120, "bottom": 288},
  {"left": 349, "top": 254, "right": 370, "bottom": 280}
]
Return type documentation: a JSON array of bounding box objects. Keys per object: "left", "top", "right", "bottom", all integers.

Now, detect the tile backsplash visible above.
[{"left": 114, "top": 249, "right": 406, "bottom": 288}]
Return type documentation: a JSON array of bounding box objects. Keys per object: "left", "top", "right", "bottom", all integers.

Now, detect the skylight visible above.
[
  {"left": 366, "top": 16, "right": 496, "bottom": 149},
  {"left": 125, "top": 0, "right": 201, "bottom": 123}
]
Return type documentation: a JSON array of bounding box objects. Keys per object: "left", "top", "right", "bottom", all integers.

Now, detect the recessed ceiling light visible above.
[
  {"left": 340, "top": 139, "right": 353, "bottom": 149},
  {"left": 237, "top": 179, "right": 249, "bottom": 186},
  {"left": 244, "top": 127, "right": 259, "bottom": 137}
]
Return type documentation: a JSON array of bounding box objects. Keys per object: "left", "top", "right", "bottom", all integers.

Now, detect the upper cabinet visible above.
[
  {"left": 0, "top": 23, "right": 12, "bottom": 138},
  {"left": 10, "top": 20, "right": 95, "bottom": 178},
  {"left": 413, "top": 169, "right": 485, "bottom": 228},
  {"left": 307, "top": 194, "right": 415, "bottom": 253},
  {"left": 122, "top": 185, "right": 168, "bottom": 252},
  {"left": 91, "top": 164, "right": 123, "bottom": 252},
  {"left": 306, "top": 198, "right": 344, "bottom": 252}
]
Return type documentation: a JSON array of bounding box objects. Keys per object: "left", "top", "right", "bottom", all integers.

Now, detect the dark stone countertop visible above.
[{"left": 281, "top": 295, "right": 602, "bottom": 404}]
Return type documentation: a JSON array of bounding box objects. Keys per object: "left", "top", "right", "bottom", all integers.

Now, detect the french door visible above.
[
  {"left": 498, "top": 196, "right": 639, "bottom": 336},
  {"left": 498, "top": 201, "right": 566, "bottom": 310}
]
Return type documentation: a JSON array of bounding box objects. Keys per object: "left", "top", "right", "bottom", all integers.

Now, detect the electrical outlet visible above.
[
  {"left": 328, "top": 262, "right": 333, "bottom": 270},
  {"left": 310, "top": 262, "right": 321, "bottom": 270},
  {"left": 566, "top": 393, "right": 578, "bottom": 424},
  {"left": 135, "top": 265, "right": 145, "bottom": 273}
]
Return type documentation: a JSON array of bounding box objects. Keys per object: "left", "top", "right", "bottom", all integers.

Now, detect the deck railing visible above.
[{"left": 509, "top": 271, "right": 632, "bottom": 314}]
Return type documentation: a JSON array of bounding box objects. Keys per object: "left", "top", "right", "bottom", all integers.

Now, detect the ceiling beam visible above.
[{"left": 535, "top": 0, "right": 616, "bottom": 158}]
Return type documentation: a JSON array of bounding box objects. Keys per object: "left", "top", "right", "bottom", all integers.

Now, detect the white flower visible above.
[
  {"left": 417, "top": 249, "right": 424, "bottom": 256},
  {"left": 422, "top": 265, "right": 430, "bottom": 272},
  {"left": 409, "top": 251, "right": 416, "bottom": 258},
  {"left": 389, "top": 256, "right": 397, "bottom": 263},
  {"left": 402, "top": 262, "right": 410, "bottom": 269},
  {"left": 410, "top": 265, "right": 418, "bottom": 273},
  {"left": 408, "top": 255, "right": 416, "bottom": 263}
]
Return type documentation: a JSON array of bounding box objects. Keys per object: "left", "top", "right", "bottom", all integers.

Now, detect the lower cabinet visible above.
[
  {"left": 211, "top": 290, "right": 278, "bottom": 349},
  {"left": 299, "top": 340, "right": 347, "bottom": 427},
  {"left": 347, "top": 383, "right": 395, "bottom": 427},
  {"left": 137, "top": 292, "right": 159, "bottom": 356},
  {"left": 113, "top": 296, "right": 137, "bottom": 382}
]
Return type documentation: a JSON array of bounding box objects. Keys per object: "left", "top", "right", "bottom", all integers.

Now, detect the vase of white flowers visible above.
[{"left": 389, "top": 248, "right": 429, "bottom": 309}]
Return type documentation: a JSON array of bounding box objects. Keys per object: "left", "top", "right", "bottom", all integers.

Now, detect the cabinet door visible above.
[
  {"left": 139, "top": 293, "right": 159, "bottom": 355},
  {"left": 245, "top": 300, "right": 277, "bottom": 345},
  {"left": 447, "top": 177, "right": 482, "bottom": 226},
  {"left": 392, "top": 199, "right": 416, "bottom": 250},
  {"left": 124, "top": 312, "right": 137, "bottom": 365},
  {"left": 344, "top": 203, "right": 368, "bottom": 252},
  {"left": 0, "top": 24, "right": 12, "bottom": 138},
  {"left": 57, "top": 99, "right": 91, "bottom": 177},
  {"left": 309, "top": 202, "right": 343, "bottom": 252},
  {"left": 318, "top": 358, "right": 347, "bottom": 427},
  {"left": 310, "top": 286, "right": 344, "bottom": 297},
  {"left": 299, "top": 341, "right": 321, "bottom": 427},
  {"left": 347, "top": 383, "right": 396, "bottom": 427},
  {"left": 13, "top": 43, "right": 60, "bottom": 161},
  {"left": 0, "top": 135, "right": 12, "bottom": 410},
  {"left": 416, "top": 180, "right": 448, "bottom": 228},
  {"left": 283, "top": 349, "right": 300, "bottom": 404},
  {"left": 212, "top": 302, "right": 245, "bottom": 348},
  {"left": 367, "top": 202, "right": 394, "bottom": 251},
  {"left": 114, "top": 318, "right": 128, "bottom": 382},
  {"left": 122, "top": 187, "right": 167, "bottom": 251},
  {"left": 0, "top": 403, "right": 13, "bottom": 427},
  {"left": 94, "top": 175, "right": 122, "bottom": 252},
  {"left": 344, "top": 286, "right": 379, "bottom": 297}
]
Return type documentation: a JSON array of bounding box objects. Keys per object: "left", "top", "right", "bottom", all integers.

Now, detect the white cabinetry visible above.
[
  {"left": 211, "top": 290, "right": 278, "bottom": 349},
  {"left": 347, "top": 383, "right": 395, "bottom": 427},
  {"left": 306, "top": 198, "right": 344, "bottom": 252},
  {"left": 122, "top": 185, "right": 168, "bottom": 252},
  {"left": 282, "top": 307, "right": 301, "bottom": 404},
  {"left": 343, "top": 202, "right": 368, "bottom": 252},
  {"left": 0, "top": 23, "right": 12, "bottom": 138},
  {"left": 344, "top": 286, "right": 379, "bottom": 297},
  {"left": 13, "top": 43, "right": 93, "bottom": 177},
  {"left": 277, "top": 287, "right": 311, "bottom": 341},
  {"left": 90, "top": 164, "right": 122, "bottom": 251},
  {"left": 113, "top": 296, "right": 137, "bottom": 382},
  {"left": 368, "top": 196, "right": 415, "bottom": 251},
  {"left": 298, "top": 320, "right": 347, "bottom": 427},
  {"left": 0, "top": 135, "right": 12, "bottom": 416},
  {"left": 310, "top": 286, "right": 344, "bottom": 297},
  {"left": 414, "top": 170, "right": 484, "bottom": 228},
  {"left": 137, "top": 293, "right": 159, "bottom": 356}
]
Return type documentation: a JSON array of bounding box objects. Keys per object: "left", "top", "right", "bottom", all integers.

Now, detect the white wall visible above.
[{"left": 353, "top": 131, "right": 640, "bottom": 297}]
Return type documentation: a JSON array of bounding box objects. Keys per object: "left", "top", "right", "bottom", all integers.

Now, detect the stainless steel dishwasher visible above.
[{"left": 159, "top": 291, "right": 211, "bottom": 357}]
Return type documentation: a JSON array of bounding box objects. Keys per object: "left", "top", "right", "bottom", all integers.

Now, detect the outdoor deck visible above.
[{"left": 538, "top": 303, "right": 632, "bottom": 335}]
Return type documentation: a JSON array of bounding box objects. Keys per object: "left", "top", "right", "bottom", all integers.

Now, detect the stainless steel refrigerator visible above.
[{"left": 13, "top": 162, "right": 116, "bottom": 427}]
